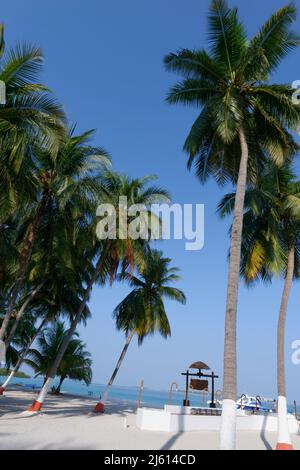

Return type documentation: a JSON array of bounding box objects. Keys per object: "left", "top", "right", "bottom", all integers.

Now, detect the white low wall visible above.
[
  {"left": 237, "top": 413, "right": 298, "bottom": 433},
  {"left": 136, "top": 407, "right": 299, "bottom": 434},
  {"left": 136, "top": 408, "right": 171, "bottom": 432}
]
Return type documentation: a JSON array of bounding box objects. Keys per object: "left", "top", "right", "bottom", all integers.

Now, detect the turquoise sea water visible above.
[
  {"left": 1, "top": 376, "right": 299, "bottom": 413},
  {"left": 0, "top": 376, "right": 217, "bottom": 408}
]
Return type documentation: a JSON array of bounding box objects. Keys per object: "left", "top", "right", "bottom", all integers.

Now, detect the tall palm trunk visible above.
[
  {"left": 0, "top": 197, "right": 47, "bottom": 342},
  {"left": 0, "top": 316, "right": 49, "bottom": 394},
  {"left": 26, "top": 256, "right": 104, "bottom": 413},
  {"left": 220, "top": 127, "right": 249, "bottom": 450},
  {"left": 276, "top": 245, "right": 294, "bottom": 450},
  {"left": 5, "top": 281, "right": 45, "bottom": 350},
  {"left": 94, "top": 330, "right": 135, "bottom": 413}
]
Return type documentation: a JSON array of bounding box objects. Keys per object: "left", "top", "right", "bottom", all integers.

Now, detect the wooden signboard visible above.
[{"left": 190, "top": 379, "right": 208, "bottom": 391}]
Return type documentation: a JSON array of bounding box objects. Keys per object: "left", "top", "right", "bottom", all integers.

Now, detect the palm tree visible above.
[
  {"left": 25, "top": 321, "right": 92, "bottom": 393},
  {"left": 0, "top": 182, "right": 96, "bottom": 395},
  {"left": 0, "top": 127, "right": 110, "bottom": 345},
  {"left": 26, "top": 172, "right": 170, "bottom": 413},
  {"left": 4, "top": 281, "right": 46, "bottom": 349},
  {"left": 0, "top": 219, "right": 18, "bottom": 296},
  {"left": 54, "top": 341, "right": 92, "bottom": 394},
  {"left": 0, "top": 277, "right": 92, "bottom": 394},
  {"left": 0, "top": 26, "right": 68, "bottom": 343},
  {"left": 0, "top": 312, "right": 48, "bottom": 394},
  {"left": 4, "top": 310, "right": 37, "bottom": 371},
  {"left": 93, "top": 249, "right": 186, "bottom": 412},
  {"left": 218, "top": 162, "right": 300, "bottom": 450},
  {"left": 164, "top": 0, "right": 300, "bottom": 449}
]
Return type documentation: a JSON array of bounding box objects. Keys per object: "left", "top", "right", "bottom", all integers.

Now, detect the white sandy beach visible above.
[{"left": 0, "top": 387, "right": 299, "bottom": 450}]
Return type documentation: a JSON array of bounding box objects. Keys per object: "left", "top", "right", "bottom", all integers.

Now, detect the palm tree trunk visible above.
[
  {"left": 0, "top": 316, "right": 48, "bottom": 394},
  {"left": 26, "top": 255, "right": 104, "bottom": 413},
  {"left": 0, "top": 198, "right": 47, "bottom": 342},
  {"left": 276, "top": 245, "right": 294, "bottom": 450},
  {"left": 220, "top": 127, "right": 249, "bottom": 450},
  {"left": 54, "top": 376, "right": 66, "bottom": 395},
  {"left": 94, "top": 330, "right": 135, "bottom": 413},
  {"left": 5, "top": 281, "right": 45, "bottom": 349}
]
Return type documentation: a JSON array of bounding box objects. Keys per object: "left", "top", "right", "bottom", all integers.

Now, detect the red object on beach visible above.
[
  {"left": 0, "top": 386, "right": 5, "bottom": 395},
  {"left": 276, "top": 443, "right": 294, "bottom": 450},
  {"left": 28, "top": 400, "right": 42, "bottom": 412},
  {"left": 94, "top": 402, "right": 105, "bottom": 413}
]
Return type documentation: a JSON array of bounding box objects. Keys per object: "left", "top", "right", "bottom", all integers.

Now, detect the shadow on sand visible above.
[{"left": 0, "top": 387, "right": 136, "bottom": 420}]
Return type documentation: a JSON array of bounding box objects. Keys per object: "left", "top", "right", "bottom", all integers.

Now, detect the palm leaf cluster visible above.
[
  {"left": 25, "top": 322, "right": 92, "bottom": 390},
  {"left": 164, "top": 0, "right": 300, "bottom": 186},
  {"left": 114, "top": 249, "right": 186, "bottom": 344},
  {"left": 219, "top": 162, "right": 300, "bottom": 283}
]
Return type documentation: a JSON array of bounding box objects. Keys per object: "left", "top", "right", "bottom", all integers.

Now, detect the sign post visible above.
[{"left": 181, "top": 362, "right": 219, "bottom": 408}]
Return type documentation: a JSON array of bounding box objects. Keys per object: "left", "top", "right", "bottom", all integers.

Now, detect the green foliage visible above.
[
  {"left": 114, "top": 249, "right": 186, "bottom": 344},
  {"left": 164, "top": 0, "right": 300, "bottom": 185},
  {"left": 0, "top": 368, "right": 30, "bottom": 378},
  {"left": 218, "top": 161, "right": 300, "bottom": 283},
  {"left": 25, "top": 321, "right": 92, "bottom": 387}
]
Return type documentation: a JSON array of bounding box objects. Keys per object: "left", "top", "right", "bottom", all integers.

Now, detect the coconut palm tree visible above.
[
  {"left": 0, "top": 275, "right": 92, "bottom": 394},
  {"left": 0, "top": 186, "right": 96, "bottom": 395},
  {"left": 0, "top": 127, "right": 110, "bottom": 345},
  {"left": 0, "top": 27, "right": 66, "bottom": 222},
  {"left": 54, "top": 341, "right": 92, "bottom": 394},
  {"left": 0, "top": 27, "right": 68, "bottom": 344},
  {"left": 218, "top": 162, "right": 300, "bottom": 450},
  {"left": 26, "top": 172, "right": 170, "bottom": 413},
  {"left": 93, "top": 249, "right": 186, "bottom": 412},
  {"left": 164, "top": 0, "right": 300, "bottom": 449},
  {"left": 0, "top": 219, "right": 18, "bottom": 296},
  {"left": 4, "top": 310, "right": 37, "bottom": 372},
  {"left": 4, "top": 282, "right": 46, "bottom": 349},
  {"left": 1, "top": 321, "right": 47, "bottom": 393},
  {"left": 25, "top": 321, "right": 92, "bottom": 393}
]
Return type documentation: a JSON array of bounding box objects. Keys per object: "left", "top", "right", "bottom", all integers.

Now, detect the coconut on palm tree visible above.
[
  {"left": 218, "top": 161, "right": 300, "bottom": 450},
  {"left": 164, "top": 0, "right": 300, "bottom": 449},
  {"left": 26, "top": 172, "right": 170, "bottom": 413},
  {"left": 93, "top": 249, "right": 186, "bottom": 412}
]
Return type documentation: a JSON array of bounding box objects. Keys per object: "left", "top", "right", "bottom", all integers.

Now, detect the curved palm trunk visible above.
[
  {"left": 220, "top": 128, "right": 249, "bottom": 450},
  {"left": 26, "top": 256, "right": 104, "bottom": 413},
  {"left": 276, "top": 245, "right": 294, "bottom": 451},
  {"left": 94, "top": 330, "right": 135, "bottom": 413},
  {"left": 0, "top": 316, "right": 48, "bottom": 394},
  {"left": 0, "top": 198, "right": 47, "bottom": 342},
  {"left": 5, "top": 281, "right": 45, "bottom": 350},
  {"left": 54, "top": 376, "right": 66, "bottom": 395}
]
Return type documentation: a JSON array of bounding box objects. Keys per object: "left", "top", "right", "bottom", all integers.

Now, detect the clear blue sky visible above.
[{"left": 3, "top": 0, "right": 300, "bottom": 401}]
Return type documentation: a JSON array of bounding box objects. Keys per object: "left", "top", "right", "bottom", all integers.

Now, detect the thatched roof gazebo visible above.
[{"left": 189, "top": 361, "right": 210, "bottom": 370}]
